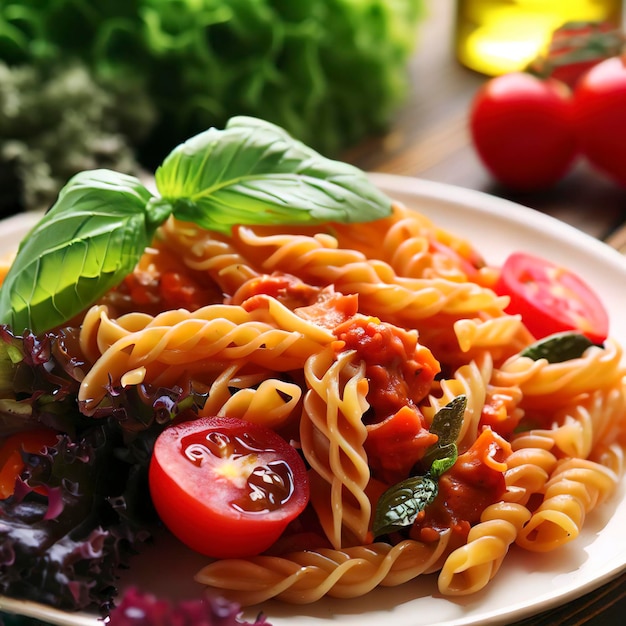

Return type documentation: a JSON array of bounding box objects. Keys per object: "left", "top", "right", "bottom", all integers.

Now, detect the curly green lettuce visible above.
[{"left": 0, "top": 0, "right": 424, "bottom": 163}]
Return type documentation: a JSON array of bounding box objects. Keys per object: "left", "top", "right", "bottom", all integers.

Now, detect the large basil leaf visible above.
[
  {"left": 0, "top": 170, "right": 171, "bottom": 334},
  {"left": 155, "top": 116, "right": 392, "bottom": 234}
]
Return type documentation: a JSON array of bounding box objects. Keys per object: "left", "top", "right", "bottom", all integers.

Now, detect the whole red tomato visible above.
[
  {"left": 573, "top": 55, "right": 626, "bottom": 186},
  {"left": 469, "top": 72, "right": 577, "bottom": 191}
]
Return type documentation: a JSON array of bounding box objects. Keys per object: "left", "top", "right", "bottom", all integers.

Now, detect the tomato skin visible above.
[
  {"left": 494, "top": 252, "right": 608, "bottom": 344},
  {"left": 573, "top": 56, "right": 626, "bottom": 186},
  {"left": 469, "top": 72, "right": 577, "bottom": 191},
  {"left": 149, "top": 416, "right": 309, "bottom": 559},
  {"left": 0, "top": 429, "right": 59, "bottom": 499}
]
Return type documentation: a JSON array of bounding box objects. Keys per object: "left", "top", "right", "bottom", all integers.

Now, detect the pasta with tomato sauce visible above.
[{"left": 3, "top": 200, "right": 625, "bottom": 606}]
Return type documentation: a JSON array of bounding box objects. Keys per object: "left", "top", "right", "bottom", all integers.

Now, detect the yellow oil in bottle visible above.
[{"left": 456, "top": 0, "right": 624, "bottom": 76}]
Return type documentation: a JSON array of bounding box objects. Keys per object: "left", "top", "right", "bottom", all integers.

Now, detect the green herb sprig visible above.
[
  {"left": 372, "top": 395, "right": 466, "bottom": 538},
  {"left": 0, "top": 116, "right": 392, "bottom": 334},
  {"left": 520, "top": 331, "right": 595, "bottom": 363}
]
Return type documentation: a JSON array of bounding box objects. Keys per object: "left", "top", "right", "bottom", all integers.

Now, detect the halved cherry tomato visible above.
[
  {"left": 0, "top": 428, "right": 59, "bottom": 499},
  {"left": 469, "top": 72, "right": 577, "bottom": 191},
  {"left": 148, "top": 416, "right": 309, "bottom": 559},
  {"left": 494, "top": 252, "right": 608, "bottom": 344}
]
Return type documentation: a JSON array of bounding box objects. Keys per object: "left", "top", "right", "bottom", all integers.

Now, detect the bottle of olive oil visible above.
[{"left": 456, "top": 0, "right": 623, "bottom": 76}]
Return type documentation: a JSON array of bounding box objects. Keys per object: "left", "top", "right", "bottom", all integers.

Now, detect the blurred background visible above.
[
  {"left": 0, "top": 0, "right": 424, "bottom": 216},
  {"left": 0, "top": 0, "right": 625, "bottom": 236}
]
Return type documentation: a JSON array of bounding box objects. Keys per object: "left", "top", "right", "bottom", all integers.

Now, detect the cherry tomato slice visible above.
[
  {"left": 494, "top": 252, "right": 608, "bottom": 344},
  {"left": 0, "top": 428, "right": 59, "bottom": 499},
  {"left": 148, "top": 416, "right": 309, "bottom": 559}
]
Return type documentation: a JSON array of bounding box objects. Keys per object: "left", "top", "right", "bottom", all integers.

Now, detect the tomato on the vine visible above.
[
  {"left": 573, "top": 55, "right": 626, "bottom": 186},
  {"left": 0, "top": 428, "right": 59, "bottom": 499},
  {"left": 148, "top": 416, "right": 309, "bottom": 559},
  {"left": 494, "top": 252, "right": 609, "bottom": 344},
  {"left": 469, "top": 72, "right": 577, "bottom": 191}
]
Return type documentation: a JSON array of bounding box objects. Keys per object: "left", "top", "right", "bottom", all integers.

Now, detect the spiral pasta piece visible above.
[
  {"left": 161, "top": 217, "right": 258, "bottom": 294},
  {"left": 233, "top": 225, "right": 507, "bottom": 325},
  {"left": 78, "top": 302, "right": 333, "bottom": 412},
  {"left": 438, "top": 502, "right": 531, "bottom": 595},
  {"left": 494, "top": 340, "right": 625, "bottom": 409},
  {"left": 194, "top": 532, "right": 451, "bottom": 605},
  {"left": 503, "top": 446, "right": 558, "bottom": 506},
  {"left": 421, "top": 353, "right": 491, "bottom": 449},
  {"left": 300, "top": 347, "right": 371, "bottom": 548},
  {"left": 453, "top": 315, "right": 530, "bottom": 360},
  {"left": 218, "top": 379, "right": 302, "bottom": 429},
  {"left": 515, "top": 457, "right": 618, "bottom": 551}
]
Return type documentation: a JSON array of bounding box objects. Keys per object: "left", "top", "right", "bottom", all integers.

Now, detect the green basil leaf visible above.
[
  {"left": 155, "top": 116, "right": 392, "bottom": 234},
  {"left": 421, "top": 395, "right": 465, "bottom": 476},
  {"left": 372, "top": 474, "right": 438, "bottom": 537},
  {"left": 430, "top": 395, "right": 466, "bottom": 444},
  {"left": 0, "top": 170, "right": 170, "bottom": 334},
  {"left": 521, "top": 331, "right": 595, "bottom": 363},
  {"left": 429, "top": 443, "right": 458, "bottom": 478}
]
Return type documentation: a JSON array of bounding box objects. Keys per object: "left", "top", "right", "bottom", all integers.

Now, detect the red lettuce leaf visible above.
[{"left": 109, "top": 587, "right": 270, "bottom": 625}]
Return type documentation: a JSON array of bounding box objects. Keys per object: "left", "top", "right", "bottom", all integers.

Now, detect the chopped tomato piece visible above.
[
  {"left": 334, "top": 316, "right": 440, "bottom": 416},
  {"left": 365, "top": 406, "right": 438, "bottom": 484},
  {"left": 0, "top": 428, "right": 59, "bottom": 499}
]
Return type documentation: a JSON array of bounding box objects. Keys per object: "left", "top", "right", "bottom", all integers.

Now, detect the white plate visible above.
[{"left": 1, "top": 173, "right": 626, "bottom": 626}]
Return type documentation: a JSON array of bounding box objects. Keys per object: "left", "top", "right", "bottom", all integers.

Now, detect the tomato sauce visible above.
[
  {"left": 333, "top": 316, "right": 440, "bottom": 417},
  {"left": 411, "top": 429, "right": 510, "bottom": 542},
  {"left": 333, "top": 316, "right": 441, "bottom": 483}
]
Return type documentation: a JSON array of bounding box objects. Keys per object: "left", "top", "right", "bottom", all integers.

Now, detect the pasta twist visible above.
[
  {"left": 453, "top": 315, "right": 530, "bottom": 361},
  {"left": 502, "top": 446, "right": 558, "bottom": 506},
  {"left": 161, "top": 217, "right": 258, "bottom": 294},
  {"left": 300, "top": 348, "right": 371, "bottom": 548},
  {"left": 233, "top": 225, "right": 507, "bottom": 326},
  {"left": 218, "top": 379, "right": 302, "bottom": 430},
  {"left": 194, "top": 532, "right": 452, "bottom": 606},
  {"left": 515, "top": 457, "right": 618, "bottom": 551},
  {"left": 438, "top": 502, "right": 531, "bottom": 595},
  {"left": 78, "top": 303, "right": 332, "bottom": 413},
  {"left": 493, "top": 340, "right": 626, "bottom": 410},
  {"left": 421, "top": 353, "right": 491, "bottom": 450}
]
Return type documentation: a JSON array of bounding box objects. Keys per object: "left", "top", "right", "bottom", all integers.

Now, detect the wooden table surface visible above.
[{"left": 344, "top": 3, "right": 626, "bottom": 625}]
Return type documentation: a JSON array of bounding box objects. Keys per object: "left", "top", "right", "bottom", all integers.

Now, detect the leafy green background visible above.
[{"left": 0, "top": 0, "right": 424, "bottom": 213}]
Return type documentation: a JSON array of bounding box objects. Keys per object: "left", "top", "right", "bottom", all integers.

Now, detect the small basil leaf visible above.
[
  {"left": 0, "top": 170, "right": 169, "bottom": 334},
  {"left": 430, "top": 395, "right": 466, "bottom": 444},
  {"left": 373, "top": 474, "right": 438, "bottom": 537},
  {"left": 421, "top": 395, "right": 466, "bottom": 474},
  {"left": 521, "top": 331, "right": 595, "bottom": 363},
  {"left": 155, "top": 116, "right": 392, "bottom": 234},
  {"left": 429, "top": 443, "right": 458, "bottom": 478}
]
